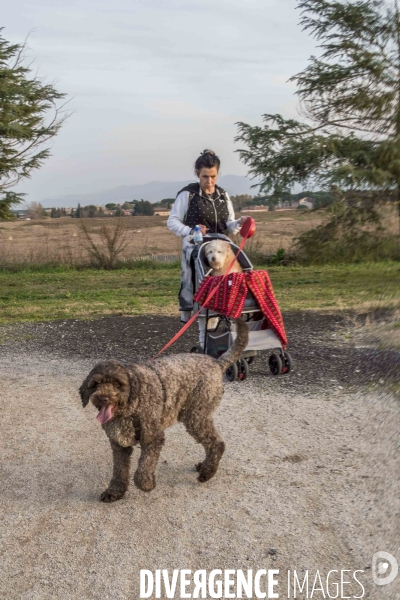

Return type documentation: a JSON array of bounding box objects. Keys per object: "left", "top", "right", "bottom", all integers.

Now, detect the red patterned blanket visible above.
[{"left": 193, "top": 270, "right": 288, "bottom": 347}]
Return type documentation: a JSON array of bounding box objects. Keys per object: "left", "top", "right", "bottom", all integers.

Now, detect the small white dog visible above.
[{"left": 204, "top": 240, "right": 243, "bottom": 277}]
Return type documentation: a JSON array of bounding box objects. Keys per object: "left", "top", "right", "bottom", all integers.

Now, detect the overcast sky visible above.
[{"left": 4, "top": 0, "right": 317, "bottom": 201}]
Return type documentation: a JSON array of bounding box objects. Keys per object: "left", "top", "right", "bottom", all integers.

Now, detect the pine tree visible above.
[
  {"left": 235, "top": 0, "right": 400, "bottom": 229},
  {"left": 0, "top": 30, "right": 67, "bottom": 219}
]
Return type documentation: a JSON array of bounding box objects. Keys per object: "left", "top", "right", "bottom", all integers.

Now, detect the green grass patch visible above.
[
  {"left": 0, "top": 261, "right": 399, "bottom": 324},
  {"left": 265, "top": 261, "right": 400, "bottom": 312}
]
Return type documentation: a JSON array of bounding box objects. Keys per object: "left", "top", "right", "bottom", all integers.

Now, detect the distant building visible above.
[
  {"left": 246, "top": 201, "right": 298, "bottom": 212},
  {"left": 10, "top": 209, "right": 29, "bottom": 219},
  {"left": 246, "top": 206, "right": 270, "bottom": 213}
]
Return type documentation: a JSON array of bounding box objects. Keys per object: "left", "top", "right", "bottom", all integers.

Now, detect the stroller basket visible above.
[{"left": 206, "top": 318, "right": 285, "bottom": 358}]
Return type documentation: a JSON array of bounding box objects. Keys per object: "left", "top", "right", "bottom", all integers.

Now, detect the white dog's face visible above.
[{"left": 204, "top": 240, "right": 235, "bottom": 272}]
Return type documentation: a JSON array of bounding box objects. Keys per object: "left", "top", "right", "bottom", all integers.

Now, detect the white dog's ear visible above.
[{"left": 203, "top": 246, "right": 211, "bottom": 267}]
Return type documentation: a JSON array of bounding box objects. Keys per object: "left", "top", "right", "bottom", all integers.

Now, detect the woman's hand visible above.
[
  {"left": 198, "top": 224, "right": 207, "bottom": 235},
  {"left": 238, "top": 216, "right": 250, "bottom": 225}
]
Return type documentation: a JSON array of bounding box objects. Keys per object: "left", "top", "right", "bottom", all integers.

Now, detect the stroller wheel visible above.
[
  {"left": 226, "top": 362, "right": 239, "bottom": 382},
  {"left": 269, "top": 353, "right": 282, "bottom": 376},
  {"left": 238, "top": 358, "right": 249, "bottom": 381},
  {"left": 190, "top": 344, "right": 204, "bottom": 354},
  {"left": 245, "top": 356, "right": 255, "bottom": 365},
  {"left": 281, "top": 351, "right": 293, "bottom": 374}
]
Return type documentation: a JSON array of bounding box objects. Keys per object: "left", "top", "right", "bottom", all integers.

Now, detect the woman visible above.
[{"left": 167, "top": 150, "right": 249, "bottom": 339}]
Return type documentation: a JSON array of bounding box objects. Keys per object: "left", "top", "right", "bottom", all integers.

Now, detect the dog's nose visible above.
[{"left": 96, "top": 395, "right": 110, "bottom": 403}]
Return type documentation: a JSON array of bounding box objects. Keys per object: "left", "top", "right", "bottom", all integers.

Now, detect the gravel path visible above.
[{"left": 0, "top": 314, "right": 399, "bottom": 599}]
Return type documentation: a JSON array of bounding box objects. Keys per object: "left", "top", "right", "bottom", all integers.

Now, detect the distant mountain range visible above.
[{"left": 42, "top": 175, "right": 261, "bottom": 208}]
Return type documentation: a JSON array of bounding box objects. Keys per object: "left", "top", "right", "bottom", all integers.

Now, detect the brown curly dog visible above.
[{"left": 79, "top": 318, "right": 248, "bottom": 502}]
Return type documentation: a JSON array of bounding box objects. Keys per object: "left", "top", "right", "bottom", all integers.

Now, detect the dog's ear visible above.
[
  {"left": 202, "top": 243, "right": 211, "bottom": 267},
  {"left": 79, "top": 372, "right": 101, "bottom": 407},
  {"left": 79, "top": 375, "right": 92, "bottom": 408},
  {"left": 125, "top": 367, "right": 139, "bottom": 407},
  {"left": 203, "top": 248, "right": 211, "bottom": 267},
  {"left": 127, "top": 370, "right": 134, "bottom": 404}
]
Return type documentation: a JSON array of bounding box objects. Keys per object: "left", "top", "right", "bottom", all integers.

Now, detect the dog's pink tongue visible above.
[{"left": 97, "top": 405, "right": 114, "bottom": 424}]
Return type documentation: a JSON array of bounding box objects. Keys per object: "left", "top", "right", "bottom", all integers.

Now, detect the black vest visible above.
[{"left": 177, "top": 183, "right": 230, "bottom": 234}]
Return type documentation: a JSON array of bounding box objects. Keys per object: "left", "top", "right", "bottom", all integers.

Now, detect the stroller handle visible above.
[{"left": 202, "top": 233, "right": 231, "bottom": 243}]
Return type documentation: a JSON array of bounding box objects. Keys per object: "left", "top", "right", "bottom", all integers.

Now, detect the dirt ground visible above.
[{"left": 0, "top": 313, "right": 399, "bottom": 599}]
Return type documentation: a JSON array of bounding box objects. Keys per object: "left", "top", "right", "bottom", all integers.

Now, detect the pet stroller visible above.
[{"left": 189, "top": 233, "right": 292, "bottom": 382}]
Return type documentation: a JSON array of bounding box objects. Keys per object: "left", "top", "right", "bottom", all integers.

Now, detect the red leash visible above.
[{"left": 151, "top": 219, "right": 255, "bottom": 359}]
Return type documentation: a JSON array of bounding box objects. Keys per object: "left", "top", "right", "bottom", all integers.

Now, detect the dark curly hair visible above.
[{"left": 194, "top": 149, "right": 221, "bottom": 174}]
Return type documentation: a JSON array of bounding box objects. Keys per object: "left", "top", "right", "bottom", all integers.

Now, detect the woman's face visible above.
[{"left": 197, "top": 167, "right": 219, "bottom": 194}]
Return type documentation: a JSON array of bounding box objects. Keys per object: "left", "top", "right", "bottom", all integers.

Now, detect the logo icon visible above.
[{"left": 372, "top": 552, "right": 398, "bottom": 586}]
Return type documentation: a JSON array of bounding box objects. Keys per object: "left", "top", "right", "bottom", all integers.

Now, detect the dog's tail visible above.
[{"left": 217, "top": 318, "right": 249, "bottom": 373}]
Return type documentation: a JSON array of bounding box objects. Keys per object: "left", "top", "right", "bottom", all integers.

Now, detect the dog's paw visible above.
[
  {"left": 197, "top": 467, "right": 216, "bottom": 483},
  {"left": 100, "top": 488, "right": 125, "bottom": 503},
  {"left": 197, "top": 460, "right": 217, "bottom": 482},
  {"left": 197, "top": 443, "right": 225, "bottom": 482},
  {"left": 134, "top": 471, "right": 156, "bottom": 492}
]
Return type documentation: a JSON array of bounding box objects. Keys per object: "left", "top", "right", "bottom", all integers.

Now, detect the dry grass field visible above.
[{"left": 0, "top": 210, "right": 326, "bottom": 267}]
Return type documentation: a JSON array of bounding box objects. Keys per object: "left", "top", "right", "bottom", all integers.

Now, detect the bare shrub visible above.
[
  {"left": 78, "top": 218, "right": 130, "bottom": 269},
  {"left": 27, "top": 202, "right": 47, "bottom": 220}
]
